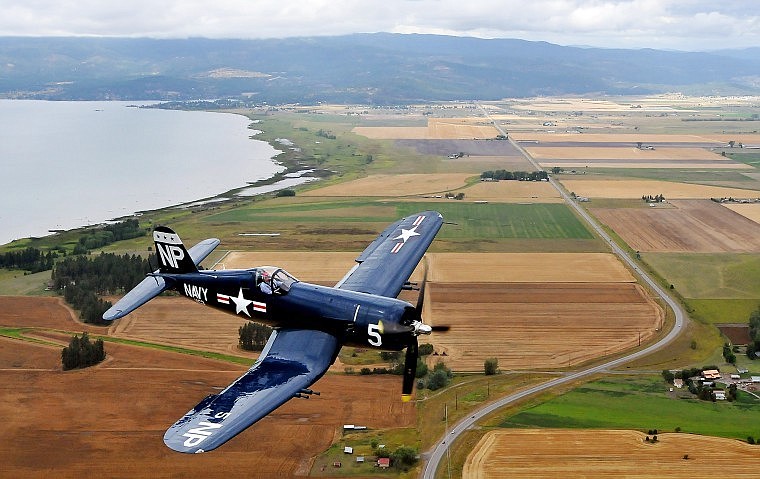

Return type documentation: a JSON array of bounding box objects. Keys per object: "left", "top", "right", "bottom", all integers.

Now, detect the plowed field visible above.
[
  {"left": 464, "top": 430, "right": 760, "bottom": 479},
  {"left": 560, "top": 179, "right": 760, "bottom": 199},
  {"left": 0, "top": 297, "right": 413, "bottom": 479},
  {"left": 592, "top": 199, "right": 760, "bottom": 252},
  {"left": 425, "top": 283, "right": 662, "bottom": 370}
]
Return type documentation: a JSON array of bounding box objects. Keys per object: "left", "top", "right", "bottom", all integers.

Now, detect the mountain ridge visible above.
[{"left": 0, "top": 33, "right": 757, "bottom": 103}]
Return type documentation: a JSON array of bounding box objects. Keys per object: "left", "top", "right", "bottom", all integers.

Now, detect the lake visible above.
[{"left": 0, "top": 101, "right": 283, "bottom": 245}]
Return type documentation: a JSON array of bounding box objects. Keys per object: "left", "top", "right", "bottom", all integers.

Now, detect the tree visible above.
[
  {"left": 61, "top": 332, "right": 105, "bottom": 370},
  {"left": 238, "top": 322, "right": 272, "bottom": 351},
  {"left": 551, "top": 166, "right": 561, "bottom": 174},
  {"left": 426, "top": 361, "right": 452, "bottom": 390},
  {"left": 484, "top": 357, "right": 499, "bottom": 375},
  {"left": 723, "top": 343, "right": 737, "bottom": 364},
  {"left": 390, "top": 446, "right": 418, "bottom": 470},
  {"left": 418, "top": 343, "right": 434, "bottom": 356},
  {"left": 415, "top": 357, "right": 428, "bottom": 378}
]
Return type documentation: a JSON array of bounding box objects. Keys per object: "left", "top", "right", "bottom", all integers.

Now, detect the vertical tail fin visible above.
[{"left": 153, "top": 226, "right": 198, "bottom": 274}]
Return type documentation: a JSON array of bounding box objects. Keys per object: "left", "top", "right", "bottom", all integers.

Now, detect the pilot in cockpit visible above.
[{"left": 258, "top": 270, "right": 272, "bottom": 294}]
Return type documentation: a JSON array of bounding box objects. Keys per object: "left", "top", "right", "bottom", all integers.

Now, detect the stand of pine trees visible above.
[
  {"left": 52, "top": 252, "right": 154, "bottom": 324},
  {"left": 0, "top": 247, "right": 58, "bottom": 273},
  {"left": 61, "top": 332, "right": 105, "bottom": 370},
  {"left": 238, "top": 322, "right": 273, "bottom": 351}
]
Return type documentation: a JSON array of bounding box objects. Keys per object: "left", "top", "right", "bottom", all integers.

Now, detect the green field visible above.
[
  {"left": 204, "top": 200, "right": 594, "bottom": 241},
  {"left": 687, "top": 298, "right": 760, "bottom": 325},
  {"left": 644, "top": 252, "right": 760, "bottom": 299},
  {"left": 498, "top": 376, "right": 760, "bottom": 440}
]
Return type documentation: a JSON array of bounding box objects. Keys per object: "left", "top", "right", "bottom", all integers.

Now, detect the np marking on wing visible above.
[{"left": 181, "top": 421, "right": 223, "bottom": 448}]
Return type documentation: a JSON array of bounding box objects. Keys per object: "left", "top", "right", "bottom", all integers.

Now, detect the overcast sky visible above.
[{"left": 1, "top": 0, "right": 758, "bottom": 51}]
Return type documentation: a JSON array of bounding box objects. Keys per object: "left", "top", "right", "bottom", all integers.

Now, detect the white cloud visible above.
[{"left": 0, "top": 0, "right": 757, "bottom": 50}]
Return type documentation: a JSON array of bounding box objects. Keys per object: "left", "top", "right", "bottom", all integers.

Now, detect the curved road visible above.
[{"left": 421, "top": 107, "right": 688, "bottom": 479}]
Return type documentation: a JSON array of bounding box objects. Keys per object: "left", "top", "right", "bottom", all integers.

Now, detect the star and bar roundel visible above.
[
  {"left": 390, "top": 214, "right": 425, "bottom": 254},
  {"left": 216, "top": 288, "right": 267, "bottom": 317}
]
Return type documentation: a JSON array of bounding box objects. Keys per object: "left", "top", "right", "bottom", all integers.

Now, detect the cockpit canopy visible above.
[{"left": 255, "top": 266, "right": 298, "bottom": 295}]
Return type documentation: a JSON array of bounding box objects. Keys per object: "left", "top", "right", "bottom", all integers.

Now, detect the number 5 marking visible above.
[{"left": 368, "top": 323, "right": 382, "bottom": 346}]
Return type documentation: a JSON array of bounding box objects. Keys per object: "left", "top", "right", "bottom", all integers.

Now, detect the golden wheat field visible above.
[
  {"left": 464, "top": 430, "right": 760, "bottom": 479},
  {"left": 300, "top": 173, "right": 472, "bottom": 197},
  {"left": 560, "top": 178, "right": 760, "bottom": 199}
]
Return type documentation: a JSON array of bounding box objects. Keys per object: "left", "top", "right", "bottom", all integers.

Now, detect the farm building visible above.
[
  {"left": 344, "top": 446, "right": 353, "bottom": 454},
  {"left": 713, "top": 390, "right": 726, "bottom": 401},
  {"left": 752, "top": 376, "right": 760, "bottom": 383},
  {"left": 702, "top": 369, "right": 721, "bottom": 380},
  {"left": 378, "top": 458, "right": 390, "bottom": 469},
  {"left": 673, "top": 379, "right": 684, "bottom": 388}
]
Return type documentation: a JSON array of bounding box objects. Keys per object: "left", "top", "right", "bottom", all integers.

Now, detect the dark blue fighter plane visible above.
[{"left": 103, "top": 211, "right": 445, "bottom": 453}]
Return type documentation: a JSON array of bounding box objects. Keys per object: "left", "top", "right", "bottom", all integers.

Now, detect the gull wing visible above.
[
  {"left": 163, "top": 328, "right": 339, "bottom": 453},
  {"left": 336, "top": 210, "right": 442, "bottom": 298}
]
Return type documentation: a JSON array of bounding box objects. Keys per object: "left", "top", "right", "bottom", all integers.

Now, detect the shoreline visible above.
[{"left": 0, "top": 105, "right": 324, "bottom": 247}]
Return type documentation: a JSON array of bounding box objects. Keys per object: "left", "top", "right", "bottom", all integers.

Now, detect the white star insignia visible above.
[
  {"left": 229, "top": 288, "right": 253, "bottom": 317},
  {"left": 394, "top": 225, "right": 420, "bottom": 243}
]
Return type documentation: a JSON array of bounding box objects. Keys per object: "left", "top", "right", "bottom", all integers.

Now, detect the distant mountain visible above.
[{"left": 0, "top": 34, "right": 758, "bottom": 103}]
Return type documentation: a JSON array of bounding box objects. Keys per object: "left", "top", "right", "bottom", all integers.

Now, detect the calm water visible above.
[{"left": 0, "top": 101, "right": 283, "bottom": 245}]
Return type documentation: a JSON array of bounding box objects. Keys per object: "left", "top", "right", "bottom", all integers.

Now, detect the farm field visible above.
[
  {"left": 0, "top": 298, "right": 414, "bottom": 479},
  {"left": 107, "top": 297, "right": 257, "bottom": 357},
  {"left": 560, "top": 177, "right": 760, "bottom": 200},
  {"left": 528, "top": 146, "right": 729, "bottom": 161},
  {"left": 560, "top": 178, "right": 760, "bottom": 199},
  {"left": 497, "top": 376, "right": 760, "bottom": 440},
  {"left": 463, "top": 430, "right": 760, "bottom": 479},
  {"left": 512, "top": 132, "right": 727, "bottom": 143},
  {"left": 723, "top": 203, "right": 760, "bottom": 223},
  {"left": 300, "top": 173, "right": 471, "bottom": 197},
  {"left": 425, "top": 252, "right": 633, "bottom": 283},
  {"left": 456, "top": 180, "right": 563, "bottom": 203},
  {"left": 352, "top": 118, "right": 499, "bottom": 139},
  {"left": 642, "top": 253, "right": 760, "bottom": 300},
  {"left": 591, "top": 200, "right": 760, "bottom": 253},
  {"left": 204, "top": 200, "right": 597, "bottom": 247},
  {"left": 426, "top": 282, "right": 661, "bottom": 370},
  {"left": 541, "top": 159, "right": 749, "bottom": 169}
]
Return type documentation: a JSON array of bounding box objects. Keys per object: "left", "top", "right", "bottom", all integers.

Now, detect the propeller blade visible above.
[
  {"left": 401, "top": 337, "right": 418, "bottom": 402},
  {"left": 415, "top": 256, "right": 428, "bottom": 315}
]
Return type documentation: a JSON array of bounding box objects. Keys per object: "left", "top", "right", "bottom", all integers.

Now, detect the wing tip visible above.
[{"left": 401, "top": 394, "right": 413, "bottom": 403}]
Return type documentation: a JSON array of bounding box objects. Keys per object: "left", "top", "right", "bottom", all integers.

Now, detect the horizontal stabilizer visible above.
[
  {"left": 102, "top": 275, "right": 167, "bottom": 321},
  {"left": 187, "top": 237, "right": 221, "bottom": 268},
  {"left": 101, "top": 235, "right": 219, "bottom": 322}
]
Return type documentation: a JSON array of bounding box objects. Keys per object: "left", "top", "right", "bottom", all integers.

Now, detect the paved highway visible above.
[{"left": 421, "top": 107, "right": 688, "bottom": 479}]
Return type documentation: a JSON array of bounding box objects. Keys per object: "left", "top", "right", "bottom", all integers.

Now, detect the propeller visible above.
[{"left": 401, "top": 257, "right": 449, "bottom": 402}]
